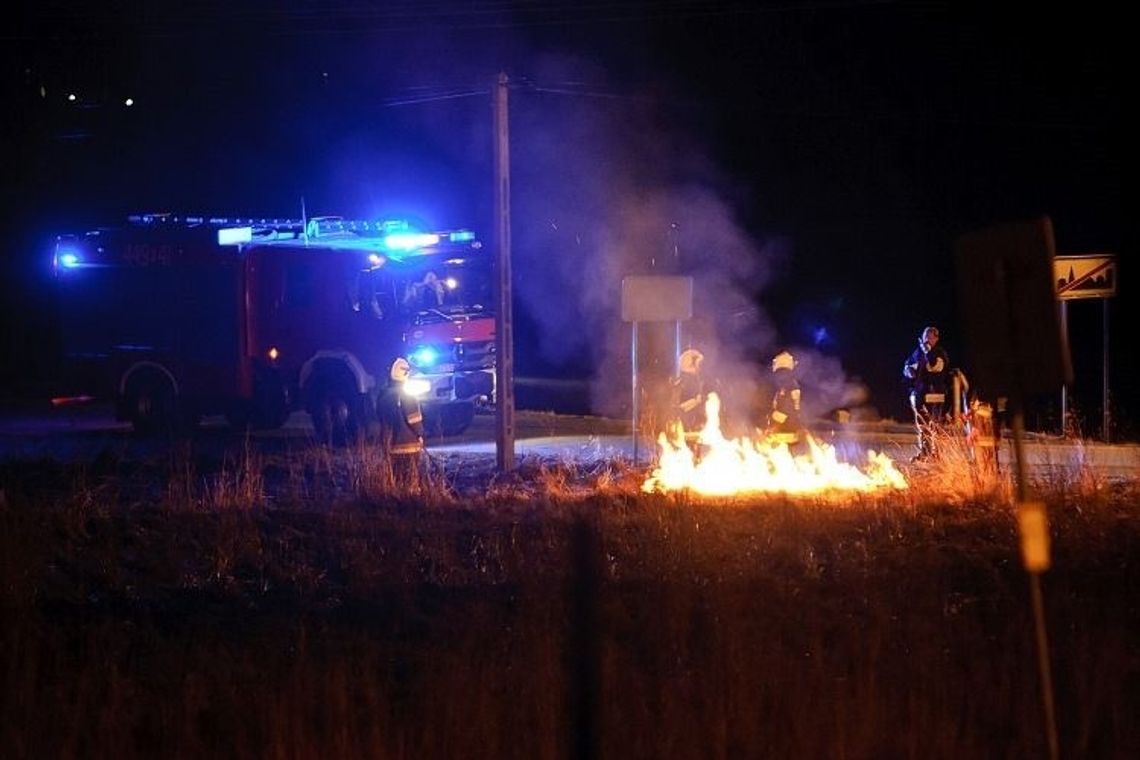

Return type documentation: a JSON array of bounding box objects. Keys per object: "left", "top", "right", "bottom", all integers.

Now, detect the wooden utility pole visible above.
[{"left": 494, "top": 71, "right": 515, "bottom": 471}]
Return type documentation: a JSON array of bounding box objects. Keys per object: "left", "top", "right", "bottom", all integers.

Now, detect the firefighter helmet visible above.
[
  {"left": 772, "top": 350, "right": 796, "bottom": 372},
  {"left": 679, "top": 348, "right": 704, "bottom": 375},
  {"left": 390, "top": 357, "right": 412, "bottom": 383}
]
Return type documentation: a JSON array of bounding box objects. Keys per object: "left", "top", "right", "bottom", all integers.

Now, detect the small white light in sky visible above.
[
  {"left": 67, "top": 93, "right": 76, "bottom": 101},
  {"left": 124, "top": 97, "right": 134, "bottom": 107}
]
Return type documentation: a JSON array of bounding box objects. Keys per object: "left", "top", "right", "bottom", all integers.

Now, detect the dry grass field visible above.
[{"left": 1, "top": 433, "right": 1137, "bottom": 759}]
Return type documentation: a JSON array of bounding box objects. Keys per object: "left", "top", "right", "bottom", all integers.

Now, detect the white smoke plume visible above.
[{"left": 509, "top": 52, "right": 868, "bottom": 427}]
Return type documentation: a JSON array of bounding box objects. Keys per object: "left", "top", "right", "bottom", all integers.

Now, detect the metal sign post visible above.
[
  {"left": 631, "top": 322, "right": 639, "bottom": 463},
  {"left": 621, "top": 276, "right": 693, "bottom": 464},
  {"left": 956, "top": 218, "right": 1073, "bottom": 760}
]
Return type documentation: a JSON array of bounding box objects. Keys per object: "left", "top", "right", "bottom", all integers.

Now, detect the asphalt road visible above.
[
  {"left": 2, "top": 398, "right": 1138, "bottom": 482},
  {"left": 0, "top": 401, "right": 627, "bottom": 462}
]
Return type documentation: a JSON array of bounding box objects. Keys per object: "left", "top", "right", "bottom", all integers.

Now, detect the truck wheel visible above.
[
  {"left": 124, "top": 371, "right": 178, "bottom": 436},
  {"left": 309, "top": 379, "right": 363, "bottom": 446}
]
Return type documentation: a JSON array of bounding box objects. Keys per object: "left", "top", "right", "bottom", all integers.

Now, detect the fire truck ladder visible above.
[{"left": 125, "top": 213, "right": 478, "bottom": 247}]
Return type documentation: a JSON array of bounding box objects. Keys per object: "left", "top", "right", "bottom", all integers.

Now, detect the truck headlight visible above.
[{"left": 404, "top": 378, "right": 431, "bottom": 397}]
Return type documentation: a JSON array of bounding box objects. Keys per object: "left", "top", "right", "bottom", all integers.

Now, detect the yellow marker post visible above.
[
  {"left": 1017, "top": 497, "right": 1059, "bottom": 760},
  {"left": 1018, "top": 501, "right": 1051, "bottom": 573}
]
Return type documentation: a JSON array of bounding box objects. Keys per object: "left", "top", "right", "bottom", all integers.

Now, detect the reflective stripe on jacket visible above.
[{"left": 380, "top": 384, "right": 424, "bottom": 455}]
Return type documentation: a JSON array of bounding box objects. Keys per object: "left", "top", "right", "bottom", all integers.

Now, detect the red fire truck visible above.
[{"left": 51, "top": 213, "right": 496, "bottom": 441}]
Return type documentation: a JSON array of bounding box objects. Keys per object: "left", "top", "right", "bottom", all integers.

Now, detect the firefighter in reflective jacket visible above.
[
  {"left": 767, "top": 350, "right": 804, "bottom": 444},
  {"left": 672, "top": 348, "right": 706, "bottom": 433},
  {"left": 903, "top": 326, "right": 950, "bottom": 461},
  {"left": 380, "top": 358, "right": 425, "bottom": 480}
]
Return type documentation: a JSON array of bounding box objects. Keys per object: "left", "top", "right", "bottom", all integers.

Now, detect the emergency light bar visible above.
[{"left": 303, "top": 217, "right": 480, "bottom": 252}]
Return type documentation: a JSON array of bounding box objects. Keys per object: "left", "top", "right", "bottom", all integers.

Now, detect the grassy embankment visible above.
[{"left": 1, "top": 434, "right": 1137, "bottom": 758}]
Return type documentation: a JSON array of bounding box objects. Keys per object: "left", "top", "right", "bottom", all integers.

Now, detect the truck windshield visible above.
[{"left": 396, "top": 261, "right": 492, "bottom": 320}]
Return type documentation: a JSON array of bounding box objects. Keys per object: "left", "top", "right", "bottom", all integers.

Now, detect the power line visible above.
[
  {"left": 379, "top": 89, "right": 491, "bottom": 106},
  {"left": 524, "top": 83, "right": 702, "bottom": 109},
  {"left": 7, "top": 0, "right": 901, "bottom": 40}
]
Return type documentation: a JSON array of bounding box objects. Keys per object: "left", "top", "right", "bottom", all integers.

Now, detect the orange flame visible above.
[{"left": 642, "top": 393, "right": 908, "bottom": 495}]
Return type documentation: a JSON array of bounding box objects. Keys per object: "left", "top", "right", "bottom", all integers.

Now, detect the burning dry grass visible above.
[
  {"left": 0, "top": 435, "right": 1138, "bottom": 758},
  {"left": 644, "top": 392, "right": 912, "bottom": 498}
]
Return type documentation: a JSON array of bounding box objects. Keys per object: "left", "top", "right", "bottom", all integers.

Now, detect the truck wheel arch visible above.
[
  {"left": 119, "top": 361, "right": 179, "bottom": 398},
  {"left": 299, "top": 350, "right": 375, "bottom": 397},
  {"left": 119, "top": 361, "right": 184, "bottom": 434},
  {"left": 301, "top": 352, "right": 375, "bottom": 446}
]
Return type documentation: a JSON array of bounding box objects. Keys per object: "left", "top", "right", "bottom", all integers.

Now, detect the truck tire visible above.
[
  {"left": 123, "top": 370, "right": 179, "bottom": 436},
  {"left": 427, "top": 401, "right": 476, "bottom": 437},
  {"left": 308, "top": 376, "right": 365, "bottom": 446}
]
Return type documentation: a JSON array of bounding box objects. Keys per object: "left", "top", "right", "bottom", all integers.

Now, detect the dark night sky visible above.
[{"left": 1, "top": 2, "right": 1125, "bottom": 432}]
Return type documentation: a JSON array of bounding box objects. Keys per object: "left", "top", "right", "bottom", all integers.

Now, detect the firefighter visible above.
[
  {"left": 902, "top": 325, "right": 950, "bottom": 461},
  {"left": 671, "top": 348, "right": 706, "bottom": 434},
  {"left": 766, "top": 350, "right": 805, "bottom": 444},
  {"left": 965, "top": 397, "right": 998, "bottom": 475},
  {"left": 379, "top": 357, "right": 426, "bottom": 485}
]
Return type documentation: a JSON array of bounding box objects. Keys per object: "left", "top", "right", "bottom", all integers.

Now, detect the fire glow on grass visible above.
[{"left": 642, "top": 393, "right": 908, "bottom": 495}]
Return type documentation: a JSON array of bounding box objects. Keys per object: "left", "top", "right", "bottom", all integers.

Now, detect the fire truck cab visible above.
[{"left": 52, "top": 214, "right": 496, "bottom": 441}]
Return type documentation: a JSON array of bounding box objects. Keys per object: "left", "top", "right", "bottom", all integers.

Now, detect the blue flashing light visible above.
[
  {"left": 59, "top": 252, "right": 81, "bottom": 268},
  {"left": 449, "top": 230, "right": 476, "bottom": 243},
  {"left": 218, "top": 226, "right": 252, "bottom": 246},
  {"left": 384, "top": 232, "right": 440, "bottom": 252},
  {"left": 409, "top": 345, "right": 439, "bottom": 368}
]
